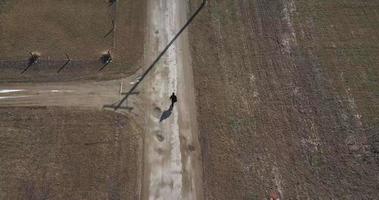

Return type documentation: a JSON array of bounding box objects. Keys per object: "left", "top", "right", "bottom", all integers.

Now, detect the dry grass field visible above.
[
  {"left": 0, "top": 1, "right": 146, "bottom": 199},
  {"left": 1, "top": 0, "right": 378, "bottom": 199},
  {"left": 189, "top": 0, "right": 379, "bottom": 199},
  {"left": 1, "top": 0, "right": 111, "bottom": 59},
  {"left": 0, "top": 0, "right": 146, "bottom": 82},
  {"left": 0, "top": 107, "right": 142, "bottom": 199}
]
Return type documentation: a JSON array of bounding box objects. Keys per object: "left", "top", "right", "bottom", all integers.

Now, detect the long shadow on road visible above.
[
  {"left": 104, "top": 0, "right": 207, "bottom": 111},
  {"left": 160, "top": 104, "right": 174, "bottom": 122}
]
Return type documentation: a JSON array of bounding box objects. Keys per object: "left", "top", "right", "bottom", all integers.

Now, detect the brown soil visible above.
[
  {"left": 0, "top": 1, "right": 146, "bottom": 198},
  {"left": 189, "top": 0, "right": 379, "bottom": 199},
  {"left": 0, "top": 107, "right": 142, "bottom": 199},
  {"left": 0, "top": 0, "right": 146, "bottom": 82}
]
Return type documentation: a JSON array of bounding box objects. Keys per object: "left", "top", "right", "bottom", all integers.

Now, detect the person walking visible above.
[{"left": 170, "top": 92, "right": 177, "bottom": 107}]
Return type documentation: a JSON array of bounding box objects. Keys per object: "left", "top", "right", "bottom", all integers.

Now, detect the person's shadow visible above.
[{"left": 160, "top": 104, "right": 174, "bottom": 122}]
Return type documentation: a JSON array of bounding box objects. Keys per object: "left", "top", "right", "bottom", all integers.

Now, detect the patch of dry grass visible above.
[{"left": 0, "top": 107, "right": 141, "bottom": 199}]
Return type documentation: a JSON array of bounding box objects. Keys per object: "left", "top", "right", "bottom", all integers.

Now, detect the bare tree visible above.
[
  {"left": 29, "top": 52, "right": 40, "bottom": 65},
  {"left": 21, "top": 52, "right": 40, "bottom": 73},
  {"left": 108, "top": 0, "right": 117, "bottom": 6},
  {"left": 101, "top": 50, "right": 112, "bottom": 64}
]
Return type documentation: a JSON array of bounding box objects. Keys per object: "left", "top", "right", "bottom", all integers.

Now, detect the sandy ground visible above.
[
  {"left": 0, "top": 70, "right": 146, "bottom": 109},
  {"left": 0, "top": 80, "right": 121, "bottom": 108},
  {"left": 141, "top": 0, "right": 202, "bottom": 199}
]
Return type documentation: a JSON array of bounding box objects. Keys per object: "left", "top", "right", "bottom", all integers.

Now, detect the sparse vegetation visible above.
[
  {"left": 0, "top": 0, "right": 146, "bottom": 82},
  {"left": 0, "top": 0, "right": 146, "bottom": 199},
  {"left": 190, "top": 0, "right": 379, "bottom": 199},
  {"left": 0, "top": 107, "right": 141, "bottom": 199}
]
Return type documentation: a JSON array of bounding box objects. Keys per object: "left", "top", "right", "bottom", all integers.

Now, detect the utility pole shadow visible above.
[
  {"left": 57, "top": 60, "right": 70, "bottom": 73},
  {"left": 57, "top": 54, "right": 71, "bottom": 73},
  {"left": 104, "top": 28, "right": 114, "bottom": 38},
  {"left": 104, "top": 0, "right": 206, "bottom": 111},
  {"left": 104, "top": 20, "right": 115, "bottom": 38}
]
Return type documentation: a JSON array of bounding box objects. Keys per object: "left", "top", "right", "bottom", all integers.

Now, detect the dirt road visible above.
[
  {"left": 142, "top": 0, "right": 202, "bottom": 199},
  {"left": 0, "top": 80, "right": 122, "bottom": 108}
]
